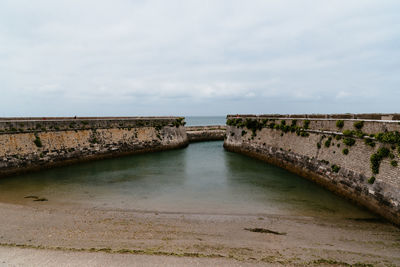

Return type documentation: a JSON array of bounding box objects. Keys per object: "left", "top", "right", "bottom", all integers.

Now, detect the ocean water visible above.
[
  {"left": 0, "top": 141, "right": 374, "bottom": 218},
  {"left": 185, "top": 116, "right": 226, "bottom": 126}
]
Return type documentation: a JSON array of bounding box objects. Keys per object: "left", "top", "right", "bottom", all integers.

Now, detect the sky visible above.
[{"left": 0, "top": 0, "right": 399, "bottom": 117}]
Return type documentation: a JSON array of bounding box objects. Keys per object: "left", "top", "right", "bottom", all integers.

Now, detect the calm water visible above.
[
  {"left": 185, "top": 116, "right": 226, "bottom": 126},
  {"left": 0, "top": 141, "right": 374, "bottom": 218}
]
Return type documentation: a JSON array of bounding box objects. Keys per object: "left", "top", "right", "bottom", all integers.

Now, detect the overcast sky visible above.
[{"left": 0, "top": 1, "right": 399, "bottom": 117}]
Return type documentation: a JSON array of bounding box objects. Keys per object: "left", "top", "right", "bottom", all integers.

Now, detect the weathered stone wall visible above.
[
  {"left": 186, "top": 126, "right": 226, "bottom": 142},
  {"left": 0, "top": 117, "right": 188, "bottom": 177},
  {"left": 224, "top": 114, "right": 400, "bottom": 225}
]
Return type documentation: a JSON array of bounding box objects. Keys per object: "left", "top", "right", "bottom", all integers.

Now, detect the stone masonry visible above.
[
  {"left": 0, "top": 117, "right": 188, "bottom": 177},
  {"left": 224, "top": 114, "right": 400, "bottom": 225},
  {"left": 186, "top": 125, "right": 226, "bottom": 142}
]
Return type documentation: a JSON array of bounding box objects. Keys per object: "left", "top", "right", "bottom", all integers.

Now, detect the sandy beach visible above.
[{"left": 0, "top": 201, "right": 399, "bottom": 266}]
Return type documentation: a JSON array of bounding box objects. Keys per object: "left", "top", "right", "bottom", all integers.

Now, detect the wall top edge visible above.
[
  {"left": 0, "top": 116, "right": 184, "bottom": 123},
  {"left": 226, "top": 114, "right": 400, "bottom": 121}
]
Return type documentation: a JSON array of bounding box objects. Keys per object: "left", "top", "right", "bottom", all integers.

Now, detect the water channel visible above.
[{"left": 0, "top": 141, "right": 375, "bottom": 219}]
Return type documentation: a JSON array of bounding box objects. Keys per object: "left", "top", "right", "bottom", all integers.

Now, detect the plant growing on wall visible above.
[
  {"left": 354, "top": 131, "right": 366, "bottom": 138},
  {"left": 370, "top": 147, "right": 390, "bottom": 174},
  {"left": 228, "top": 117, "right": 314, "bottom": 140},
  {"left": 368, "top": 176, "right": 375, "bottom": 184},
  {"left": 244, "top": 118, "right": 263, "bottom": 136},
  {"left": 303, "top": 120, "right": 310, "bottom": 129},
  {"left": 321, "top": 159, "right": 329, "bottom": 165},
  {"left": 173, "top": 118, "right": 186, "bottom": 127},
  {"left": 331, "top": 164, "right": 341, "bottom": 173},
  {"left": 226, "top": 118, "right": 243, "bottom": 127},
  {"left": 33, "top": 135, "right": 42, "bottom": 147},
  {"left": 336, "top": 120, "right": 344, "bottom": 128},
  {"left": 343, "top": 137, "right": 356, "bottom": 146},
  {"left": 353, "top": 121, "right": 364, "bottom": 130},
  {"left": 364, "top": 138, "right": 376, "bottom": 147},
  {"left": 298, "top": 131, "right": 309, "bottom": 137},
  {"left": 375, "top": 131, "right": 400, "bottom": 145},
  {"left": 343, "top": 130, "right": 353, "bottom": 136},
  {"left": 324, "top": 137, "right": 332, "bottom": 148}
]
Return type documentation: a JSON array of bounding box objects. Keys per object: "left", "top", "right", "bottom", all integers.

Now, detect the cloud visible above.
[{"left": 0, "top": 0, "right": 399, "bottom": 116}]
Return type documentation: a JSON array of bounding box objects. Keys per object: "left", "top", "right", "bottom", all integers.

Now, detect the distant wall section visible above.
[{"left": 186, "top": 125, "right": 226, "bottom": 142}]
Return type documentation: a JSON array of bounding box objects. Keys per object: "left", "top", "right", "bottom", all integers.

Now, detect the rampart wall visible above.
[
  {"left": 224, "top": 114, "right": 400, "bottom": 225},
  {"left": 186, "top": 125, "right": 226, "bottom": 142},
  {"left": 0, "top": 117, "right": 188, "bottom": 177}
]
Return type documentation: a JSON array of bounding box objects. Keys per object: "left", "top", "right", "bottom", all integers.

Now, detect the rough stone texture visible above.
[
  {"left": 0, "top": 117, "right": 188, "bottom": 177},
  {"left": 224, "top": 114, "right": 400, "bottom": 225},
  {"left": 186, "top": 125, "right": 226, "bottom": 142}
]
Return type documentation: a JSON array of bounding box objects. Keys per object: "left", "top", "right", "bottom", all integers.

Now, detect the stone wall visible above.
[
  {"left": 186, "top": 126, "right": 226, "bottom": 142},
  {"left": 224, "top": 114, "right": 400, "bottom": 225},
  {"left": 0, "top": 117, "right": 188, "bottom": 177}
]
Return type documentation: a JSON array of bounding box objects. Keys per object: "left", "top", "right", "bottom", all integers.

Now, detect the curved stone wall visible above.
[
  {"left": 224, "top": 114, "right": 400, "bottom": 225},
  {"left": 0, "top": 117, "right": 188, "bottom": 177}
]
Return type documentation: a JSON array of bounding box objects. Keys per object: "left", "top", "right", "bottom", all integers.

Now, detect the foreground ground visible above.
[
  {"left": 0, "top": 246, "right": 264, "bottom": 267},
  {"left": 0, "top": 202, "right": 399, "bottom": 266}
]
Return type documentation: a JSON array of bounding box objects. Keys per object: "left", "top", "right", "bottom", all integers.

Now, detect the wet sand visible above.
[
  {"left": 0, "top": 201, "right": 399, "bottom": 266},
  {"left": 0, "top": 246, "right": 262, "bottom": 267}
]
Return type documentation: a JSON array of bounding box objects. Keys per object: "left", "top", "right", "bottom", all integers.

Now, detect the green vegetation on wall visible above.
[
  {"left": 228, "top": 117, "right": 400, "bottom": 178},
  {"left": 370, "top": 147, "right": 390, "bottom": 174},
  {"left": 303, "top": 120, "right": 310, "bottom": 129},
  {"left": 324, "top": 137, "right": 332, "bottom": 148},
  {"left": 33, "top": 135, "right": 42, "bottom": 148},
  {"left": 375, "top": 131, "right": 400, "bottom": 144},
  {"left": 336, "top": 120, "right": 344, "bottom": 128},
  {"left": 364, "top": 138, "right": 376, "bottom": 147},
  {"left": 331, "top": 164, "right": 341, "bottom": 173},
  {"left": 172, "top": 117, "right": 186, "bottom": 127},
  {"left": 226, "top": 118, "right": 310, "bottom": 138},
  {"left": 343, "top": 137, "right": 356, "bottom": 146},
  {"left": 368, "top": 176, "right": 375, "bottom": 184},
  {"left": 353, "top": 121, "right": 364, "bottom": 130}
]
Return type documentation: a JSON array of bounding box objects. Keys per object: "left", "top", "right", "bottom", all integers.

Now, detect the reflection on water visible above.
[{"left": 0, "top": 141, "right": 375, "bottom": 218}]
